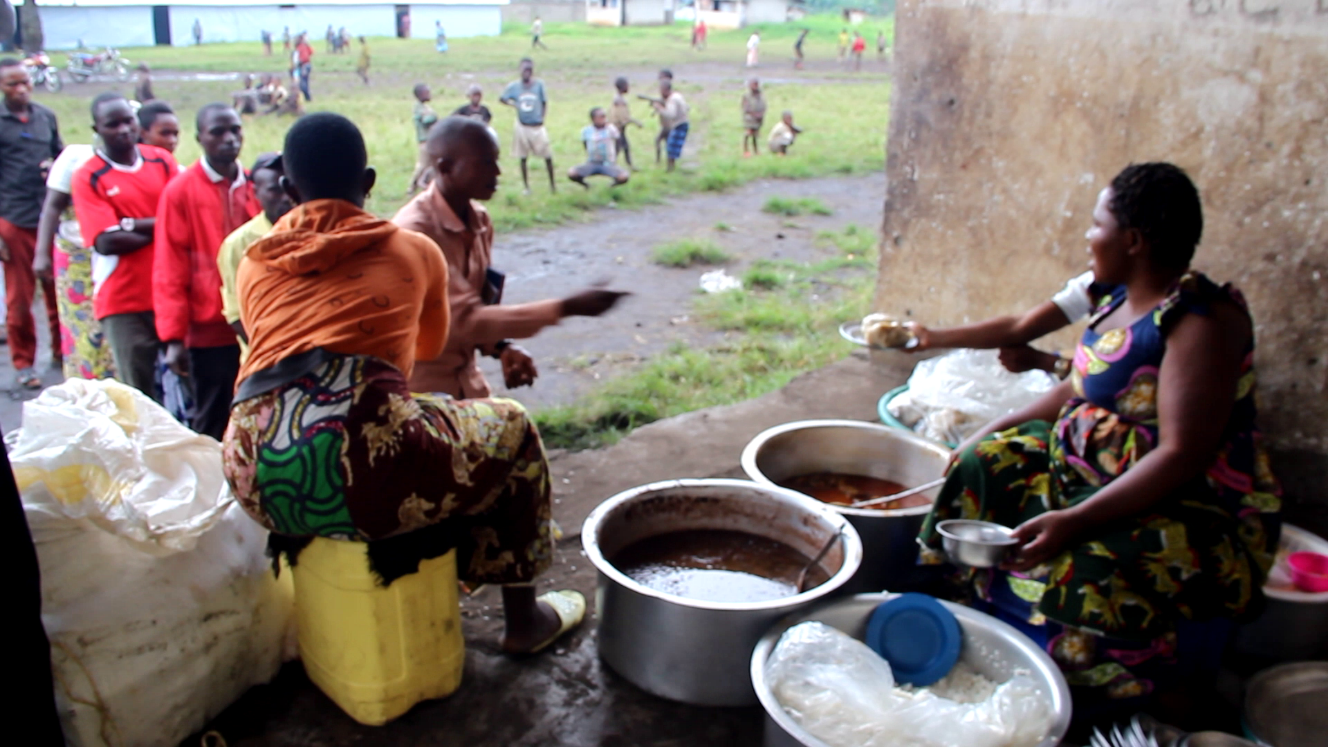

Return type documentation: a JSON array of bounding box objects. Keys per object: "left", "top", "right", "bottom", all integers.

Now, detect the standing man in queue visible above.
[
  {"left": 393, "top": 116, "right": 628, "bottom": 399},
  {"left": 72, "top": 93, "right": 179, "bottom": 399},
  {"left": 217, "top": 151, "right": 293, "bottom": 363},
  {"left": 500, "top": 58, "right": 556, "bottom": 195},
  {"left": 0, "top": 57, "right": 62, "bottom": 390},
  {"left": 153, "top": 104, "right": 258, "bottom": 440}
]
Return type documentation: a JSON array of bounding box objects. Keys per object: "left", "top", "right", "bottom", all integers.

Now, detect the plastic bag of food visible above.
[
  {"left": 10, "top": 379, "right": 295, "bottom": 747},
  {"left": 887, "top": 349, "right": 1056, "bottom": 445},
  {"left": 765, "top": 622, "right": 1052, "bottom": 747}
]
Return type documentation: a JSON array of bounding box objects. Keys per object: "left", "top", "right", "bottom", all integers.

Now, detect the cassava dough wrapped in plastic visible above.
[
  {"left": 765, "top": 622, "right": 1053, "bottom": 747},
  {"left": 887, "top": 349, "right": 1056, "bottom": 445}
]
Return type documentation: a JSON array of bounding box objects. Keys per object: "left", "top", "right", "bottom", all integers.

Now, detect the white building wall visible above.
[
  {"left": 168, "top": 5, "right": 398, "bottom": 46},
  {"left": 41, "top": 6, "right": 156, "bottom": 50},
  {"left": 624, "top": 0, "right": 672, "bottom": 26},
  {"left": 743, "top": 0, "right": 786, "bottom": 25},
  {"left": 409, "top": 5, "right": 504, "bottom": 40}
]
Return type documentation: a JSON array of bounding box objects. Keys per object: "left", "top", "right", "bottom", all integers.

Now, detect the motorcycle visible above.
[
  {"left": 23, "top": 51, "right": 62, "bottom": 92},
  {"left": 66, "top": 48, "right": 130, "bottom": 83}
]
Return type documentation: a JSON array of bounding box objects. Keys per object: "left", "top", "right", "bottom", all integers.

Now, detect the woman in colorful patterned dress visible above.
[
  {"left": 223, "top": 113, "right": 583, "bottom": 655},
  {"left": 919, "top": 163, "right": 1280, "bottom": 702},
  {"left": 33, "top": 142, "right": 116, "bottom": 381}
]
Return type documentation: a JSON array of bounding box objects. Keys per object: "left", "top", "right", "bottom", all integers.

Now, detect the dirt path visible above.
[{"left": 473, "top": 171, "right": 886, "bottom": 411}]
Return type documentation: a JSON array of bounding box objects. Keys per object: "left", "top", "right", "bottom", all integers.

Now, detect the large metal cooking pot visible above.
[
  {"left": 582, "top": 478, "right": 863, "bottom": 706},
  {"left": 742, "top": 419, "right": 950, "bottom": 591},
  {"left": 751, "top": 593, "right": 1072, "bottom": 747},
  {"left": 1242, "top": 661, "right": 1328, "bottom": 747}
]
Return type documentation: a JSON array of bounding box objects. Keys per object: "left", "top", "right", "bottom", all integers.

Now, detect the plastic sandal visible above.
[
  {"left": 16, "top": 368, "right": 41, "bottom": 390},
  {"left": 525, "top": 589, "right": 586, "bottom": 655}
]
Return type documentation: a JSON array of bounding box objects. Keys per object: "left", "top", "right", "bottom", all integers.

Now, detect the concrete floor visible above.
[{"left": 196, "top": 350, "right": 917, "bottom": 747}]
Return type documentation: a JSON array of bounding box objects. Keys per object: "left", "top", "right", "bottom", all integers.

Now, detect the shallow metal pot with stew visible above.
[
  {"left": 582, "top": 478, "right": 863, "bottom": 706},
  {"left": 751, "top": 593, "right": 1073, "bottom": 747},
  {"left": 742, "top": 420, "right": 950, "bottom": 592}
]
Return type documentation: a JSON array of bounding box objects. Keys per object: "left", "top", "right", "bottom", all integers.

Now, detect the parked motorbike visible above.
[
  {"left": 66, "top": 48, "right": 130, "bottom": 83},
  {"left": 22, "top": 52, "right": 62, "bottom": 93}
]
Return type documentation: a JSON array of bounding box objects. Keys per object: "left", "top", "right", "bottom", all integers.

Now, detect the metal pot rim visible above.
[
  {"left": 741, "top": 419, "right": 951, "bottom": 518},
  {"left": 581, "top": 478, "right": 864, "bottom": 612}
]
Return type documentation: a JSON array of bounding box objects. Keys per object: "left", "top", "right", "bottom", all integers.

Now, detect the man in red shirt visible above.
[
  {"left": 154, "top": 103, "right": 257, "bottom": 440},
  {"left": 295, "top": 33, "right": 314, "bottom": 102},
  {"left": 72, "top": 93, "right": 178, "bottom": 399}
]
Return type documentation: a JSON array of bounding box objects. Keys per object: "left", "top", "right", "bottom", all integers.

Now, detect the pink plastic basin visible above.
[{"left": 1288, "top": 551, "right": 1328, "bottom": 593}]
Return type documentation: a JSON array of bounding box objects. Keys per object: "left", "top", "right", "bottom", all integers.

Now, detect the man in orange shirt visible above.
[
  {"left": 224, "top": 112, "right": 584, "bottom": 654},
  {"left": 393, "top": 116, "right": 627, "bottom": 399},
  {"left": 154, "top": 104, "right": 257, "bottom": 439}
]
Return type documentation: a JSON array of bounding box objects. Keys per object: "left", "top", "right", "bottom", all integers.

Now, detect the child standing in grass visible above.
[
  {"left": 746, "top": 30, "right": 761, "bottom": 68},
  {"left": 852, "top": 31, "right": 866, "bottom": 71},
  {"left": 650, "top": 69, "right": 689, "bottom": 172},
  {"left": 838, "top": 28, "right": 849, "bottom": 62},
  {"left": 409, "top": 83, "right": 440, "bottom": 193},
  {"left": 768, "top": 110, "right": 803, "bottom": 155},
  {"left": 741, "top": 78, "right": 766, "bottom": 157},
  {"left": 610, "top": 77, "right": 642, "bottom": 170},
  {"left": 569, "top": 108, "right": 629, "bottom": 189},
  {"left": 356, "top": 36, "right": 370, "bottom": 85}
]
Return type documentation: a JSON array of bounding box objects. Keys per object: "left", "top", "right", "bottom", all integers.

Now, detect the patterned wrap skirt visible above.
[
  {"left": 918, "top": 420, "right": 1269, "bottom": 700},
  {"left": 54, "top": 220, "right": 116, "bottom": 380},
  {"left": 223, "top": 353, "right": 553, "bottom": 586}
]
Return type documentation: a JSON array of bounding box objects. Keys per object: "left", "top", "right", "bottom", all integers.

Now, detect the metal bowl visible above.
[
  {"left": 582, "top": 479, "right": 863, "bottom": 707},
  {"left": 751, "top": 593, "right": 1072, "bottom": 747},
  {"left": 742, "top": 419, "right": 950, "bottom": 591},
  {"left": 1243, "top": 661, "right": 1328, "bottom": 747},
  {"left": 937, "top": 519, "right": 1019, "bottom": 568}
]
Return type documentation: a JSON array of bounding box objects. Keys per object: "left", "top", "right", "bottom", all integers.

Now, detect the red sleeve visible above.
[
  {"left": 70, "top": 163, "right": 120, "bottom": 249},
  {"left": 153, "top": 179, "right": 193, "bottom": 343}
]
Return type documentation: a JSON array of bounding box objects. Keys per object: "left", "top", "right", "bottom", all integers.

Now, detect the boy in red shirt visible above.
[
  {"left": 851, "top": 31, "right": 867, "bottom": 71},
  {"left": 72, "top": 93, "right": 178, "bottom": 398},
  {"left": 153, "top": 103, "right": 257, "bottom": 439},
  {"left": 294, "top": 33, "right": 314, "bottom": 102}
]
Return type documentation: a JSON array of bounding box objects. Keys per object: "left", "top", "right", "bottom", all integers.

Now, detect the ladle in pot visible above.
[
  {"left": 796, "top": 530, "right": 843, "bottom": 593},
  {"left": 849, "top": 477, "right": 947, "bottom": 509}
]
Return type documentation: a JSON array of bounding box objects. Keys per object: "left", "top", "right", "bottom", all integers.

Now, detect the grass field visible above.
[{"left": 35, "top": 17, "right": 892, "bottom": 229}]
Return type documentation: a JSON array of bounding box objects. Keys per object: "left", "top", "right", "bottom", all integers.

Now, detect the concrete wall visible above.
[
  {"left": 744, "top": 0, "right": 788, "bottom": 25},
  {"left": 169, "top": 5, "right": 398, "bottom": 46},
  {"left": 37, "top": 6, "right": 155, "bottom": 50},
  {"left": 502, "top": 0, "right": 587, "bottom": 24},
  {"left": 409, "top": 5, "right": 505, "bottom": 39},
  {"left": 877, "top": 0, "right": 1328, "bottom": 529},
  {"left": 625, "top": 0, "right": 674, "bottom": 25}
]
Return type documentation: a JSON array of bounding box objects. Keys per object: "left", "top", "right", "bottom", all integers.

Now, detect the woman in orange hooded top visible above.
[{"left": 223, "top": 112, "right": 583, "bottom": 655}]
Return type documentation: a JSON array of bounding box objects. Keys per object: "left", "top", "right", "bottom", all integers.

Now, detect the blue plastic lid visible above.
[{"left": 864, "top": 592, "right": 962, "bottom": 686}]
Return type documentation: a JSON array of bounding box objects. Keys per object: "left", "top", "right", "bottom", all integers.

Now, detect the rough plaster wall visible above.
[{"left": 877, "top": 0, "right": 1328, "bottom": 526}]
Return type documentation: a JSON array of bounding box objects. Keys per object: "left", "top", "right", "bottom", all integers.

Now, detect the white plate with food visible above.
[{"left": 840, "top": 314, "right": 919, "bottom": 350}]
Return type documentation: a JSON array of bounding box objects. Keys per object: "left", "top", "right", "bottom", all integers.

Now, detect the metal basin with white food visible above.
[
  {"left": 742, "top": 419, "right": 950, "bottom": 591},
  {"left": 751, "top": 593, "right": 1072, "bottom": 747},
  {"left": 582, "top": 478, "right": 863, "bottom": 706}
]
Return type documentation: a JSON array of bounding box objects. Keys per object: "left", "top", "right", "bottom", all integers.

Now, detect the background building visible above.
[{"left": 23, "top": 0, "right": 507, "bottom": 51}]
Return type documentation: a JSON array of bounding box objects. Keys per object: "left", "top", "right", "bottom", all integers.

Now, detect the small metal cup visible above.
[{"left": 937, "top": 519, "right": 1019, "bottom": 568}]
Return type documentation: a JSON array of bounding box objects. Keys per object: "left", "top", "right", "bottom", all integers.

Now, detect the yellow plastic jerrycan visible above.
[{"left": 291, "top": 537, "right": 465, "bottom": 725}]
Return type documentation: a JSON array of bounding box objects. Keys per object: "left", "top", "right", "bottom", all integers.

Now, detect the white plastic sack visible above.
[
  {"left": 887, "top": 350, "right": 1057, "bottom": 445},
  {"left": 766, "top": 622, "right": 1052, "bottom": 747},
  {"left": 10, "top": 379, "right": 295, "bottom": 747}
]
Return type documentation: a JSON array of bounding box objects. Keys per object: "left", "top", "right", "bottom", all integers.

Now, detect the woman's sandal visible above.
[{"left": 526, "top": 589, "right": 586, "bottom": 655}]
